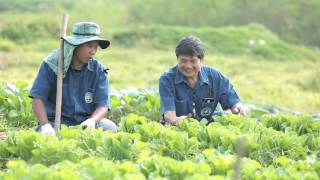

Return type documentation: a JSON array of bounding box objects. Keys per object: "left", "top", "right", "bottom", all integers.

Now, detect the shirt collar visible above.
[
  {"left": 70, "top": 59, "right": 94, "bottom": 72},
  {"left": 198, "top": 67, "right": 209, "bottom": 85},
  {"left": 174, "top": 66, "right": 209, "bottom": 85},
  {"left": 87, "top": 59, "right": 94, "bottom": 71},
  {"left": 174, "top": 66, "right": 185, "bottom": 84}
]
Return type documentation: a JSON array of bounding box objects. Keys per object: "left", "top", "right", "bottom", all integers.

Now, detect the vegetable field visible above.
[
  {"left": 0, "top": 83, "right": 319, "bottom": 179},
  {"left": 1, "top": 1, "right": 320, "bottom": 179}
]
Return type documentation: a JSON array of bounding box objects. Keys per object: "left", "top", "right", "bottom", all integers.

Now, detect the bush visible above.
[
  {"left": 0, "top": 0, "right": 58, "bottom": 12},
  {"left": 0, "top": 82, "right": 36, "bottom": 128},
  {"left": 0, "top": 38, "right": 15, "bottom": 52},
  {"left": 0, "top": 19, "right": 59, "bottom": 44},
  {"left": 112, "top": 24, "right": 318, "bottom": 61}
]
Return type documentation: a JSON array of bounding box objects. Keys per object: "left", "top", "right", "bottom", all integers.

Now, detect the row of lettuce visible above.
[
  {"left": 0, "top": 82, "right": 315, "bottom": 130},
  {"left": 0, "top": 82, "right": 161, "bottom": 129},
  {"left": 1, "top": 83, "right": 320, "bottom": 179},
  {"left": 0, "top": 114, "right": 320, "bottom": 179}
]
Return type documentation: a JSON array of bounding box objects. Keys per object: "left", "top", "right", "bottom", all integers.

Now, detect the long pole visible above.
[{"left": 54, "top": 14, "right": 68, "bottom": 133}]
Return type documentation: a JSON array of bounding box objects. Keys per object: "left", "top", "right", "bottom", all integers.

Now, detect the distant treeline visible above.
[
  {"left": 1, "top": 20, "right": 317, "bottom": 61},
  {"left": 0, "top": 0, "right": 319, "bottom": 47}
]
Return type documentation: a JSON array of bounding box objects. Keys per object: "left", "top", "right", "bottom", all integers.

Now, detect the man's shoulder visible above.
[
  {"left": 202, "top": 65, "right": 231, "bottom": 84},
  {"left": 41, "top": 62, "right": 56, "bottom": 77},
  {"left": 161, "top": 65, "right": 178, "bottom": 78},
  {"left": 89, "top": 59, "right": 106, "bottom": 72},
  {"left": 159, "top": 65, "right": 178, "bottom": 86},
  {"left": 201, "top": 65, "right": 221, "bottom": 77}
]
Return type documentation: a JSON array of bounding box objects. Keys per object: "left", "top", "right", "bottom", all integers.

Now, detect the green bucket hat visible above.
[{"left": 63, "top": 22, "right": 110, "bottom": 49}]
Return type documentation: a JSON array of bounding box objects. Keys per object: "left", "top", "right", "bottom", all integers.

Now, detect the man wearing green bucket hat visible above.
[{"left": 29, "top": 22, "right": 117, "bottom": 135}]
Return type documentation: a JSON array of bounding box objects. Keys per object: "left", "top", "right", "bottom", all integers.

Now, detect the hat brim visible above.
[{"left": 63, "top": 36, "right": 110, "bottom": 49}]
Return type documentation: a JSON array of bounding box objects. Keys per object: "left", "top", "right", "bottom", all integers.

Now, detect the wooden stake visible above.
[
  {"left": 233, "top": 136, "right": 247, "bottom": 180},
  {"left": 54, "top": 13, "right": 68, "bottom": 133}
]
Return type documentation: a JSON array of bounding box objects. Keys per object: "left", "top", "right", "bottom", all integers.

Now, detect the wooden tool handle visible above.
[{"left": 54, "top": 13, "right": 68, "bottom": 133}]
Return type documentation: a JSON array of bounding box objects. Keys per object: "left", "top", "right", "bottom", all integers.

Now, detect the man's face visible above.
[
  {"left": 177, "top": 54, "right": 202, "bottom": 80},
  {"left": 73, "top": 41, "right": 99, "bottom": 64}
]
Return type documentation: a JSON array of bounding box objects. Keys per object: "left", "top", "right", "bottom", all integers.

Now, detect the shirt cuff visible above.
[
  {"left": 222, "top": 98, "right": 240, "bottom": 110},
  {"left": 160, "top": 97, "right": 175, "bottom": 114}
]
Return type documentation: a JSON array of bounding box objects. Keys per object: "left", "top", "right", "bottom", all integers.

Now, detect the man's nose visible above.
[
  {"left": 185, "top": 62, "right": 192, "bottom": 68},
  {"left": 90, "top": 48, "right": 97, "bottom": 55}
]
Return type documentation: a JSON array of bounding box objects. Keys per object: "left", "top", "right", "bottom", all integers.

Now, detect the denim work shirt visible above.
[
  {"left": 29, "top": 59, "right": 109, "bottom": 124},
  {"left": 159, "top": 65, "right": 240, "bottom": 121}
]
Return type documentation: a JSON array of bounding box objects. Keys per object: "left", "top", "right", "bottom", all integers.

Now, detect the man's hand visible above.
[
  {"left": 169, "top": 116, "right": 187, "bottom": 126},
  {"left": 80, "top": 118, "right": 96, "bottom": 129},
  {"left": 39, "top": 123, "right": 55, "bottom": 136},
  {"left": 164, "top": 111, "right": 188, "bottom": 126},
  {"left": 231, "top": 103, "right": 248, "bottom": 116}
]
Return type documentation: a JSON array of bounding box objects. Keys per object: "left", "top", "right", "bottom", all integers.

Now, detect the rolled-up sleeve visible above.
[
  {"left": 159, "top": 75, "right": 176, "bottom": 114},
  {"left": 94, "top": 69, "right": 109, "bottom": 109},
  {"left": 218, "top": 73, "right": 240, "bottom": 110},
  {"left": 29, "top": 63, "right": 51, "bottom": 100}
]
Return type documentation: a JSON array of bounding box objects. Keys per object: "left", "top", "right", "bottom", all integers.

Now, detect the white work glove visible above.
[
  {"left": 39, "top": 123, "right": 55, "bottom": 136},
  {"left": 80, "top": 118, "right": 96, "bottom": 129}
]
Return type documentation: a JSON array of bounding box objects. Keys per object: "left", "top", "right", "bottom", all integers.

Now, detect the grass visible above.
[
  {"left": 1, "top": 13, "right": 319, "bottom": 113},
  {"left": 0, "top": 40, "right": 319, "bottom": 113},
  {"left": 111, "top": 24, "right": 319, "bottom": 61}
]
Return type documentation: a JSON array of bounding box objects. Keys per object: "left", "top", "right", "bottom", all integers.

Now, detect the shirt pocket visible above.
[
  {"left": 84, "top": 88, "right": 95, "bottom": 113},
  {"left": 175, "top": 99, "right": 189, "bottom": 116},
  {"left": 200, "top": 98, "right": 215, "bottom": 120}
]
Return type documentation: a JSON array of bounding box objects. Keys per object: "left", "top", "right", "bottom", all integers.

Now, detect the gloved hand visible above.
[
  {"left": 39, "top": 123, "right": 55, "bottom": 136},
  {"left": 179, "top": 115, "right": 188, "bottom": 120},
  {"left": 80, "top": 118, "right": 96, "bottom": 129}
]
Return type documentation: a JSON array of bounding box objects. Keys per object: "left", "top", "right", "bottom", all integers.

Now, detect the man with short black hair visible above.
[{"left": 159, "top": 36, "right": 246, "bottom": 125}]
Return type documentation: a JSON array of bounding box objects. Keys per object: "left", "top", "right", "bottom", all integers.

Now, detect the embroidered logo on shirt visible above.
[
  {"left": 200, "top": 106, "right": 212, "bottom": 117},
  {"left": 85, "top": 92, "right": 93, "bottom": 103}
]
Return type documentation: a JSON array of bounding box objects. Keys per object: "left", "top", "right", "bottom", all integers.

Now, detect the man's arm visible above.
[
  {"left": 89, "top": 107, "right": 108, "bottom": 123},
  {"left": 216, "top": 71, "right": 246, "bottom": 115},
  {"left": 32, "top": 98, "right": 49, "bottom": 125},
  {"left": 80, "top": 107, "right": 108, "bottom": 128},
  {"left": 32, "top": 98, "right": 55, "bottom": 135}
]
